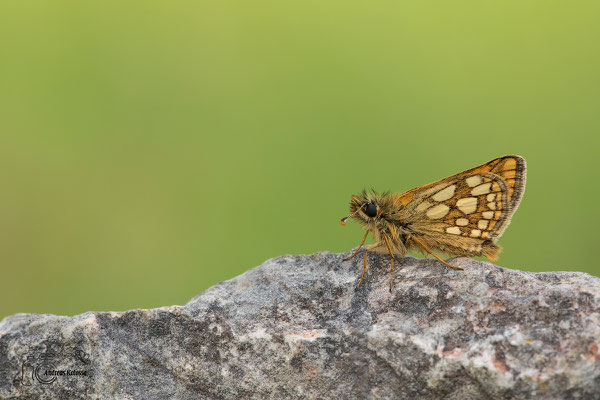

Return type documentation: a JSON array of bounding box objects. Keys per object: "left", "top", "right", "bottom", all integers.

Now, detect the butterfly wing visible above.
[{"left": 396, "top": 155, "right": 526, "bottom": 260}]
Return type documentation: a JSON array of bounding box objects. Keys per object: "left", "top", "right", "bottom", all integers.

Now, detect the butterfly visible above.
[{"left": 341, "top": 155, "right": 526, "bottom": 292}]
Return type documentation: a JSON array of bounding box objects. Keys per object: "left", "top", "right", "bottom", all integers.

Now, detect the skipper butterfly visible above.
[{"left": 341, "top": 155, "right": 526, "bottom": 291}]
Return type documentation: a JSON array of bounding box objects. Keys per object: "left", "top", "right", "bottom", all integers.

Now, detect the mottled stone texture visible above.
[{"left": 1, "top": 251, "right": 600, "bottom": 399}]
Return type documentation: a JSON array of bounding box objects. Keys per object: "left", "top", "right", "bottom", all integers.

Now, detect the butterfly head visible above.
[{"left": 341, "top": 190, "right": 386, "bottom": 227}]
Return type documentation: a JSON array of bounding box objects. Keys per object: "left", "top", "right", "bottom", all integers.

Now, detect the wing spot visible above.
[
  {"left": 482, "top": 211, "right": 494, "bottom": 219},
  {"left": 487, "top": 193, "right": 496, "bottom": 202},
  {"left": 478, "top": 220, "right": 489, "bottom": 229},
  {"left": 456, "top": 218, "right": 469, "bottom": 226},
  {"left": 495, "top": 211, "right": 502, "bottom": 219},
  {"left": 426, "top": 204, "right": 450, "bottom": 219},
  {"left": 471, "top": 182, "right": 492, "bottom": 196},
  {"left": 422, "top": 183, "right": 448, "bottom": 197},
  {"left": 416, "top": 200, "right": 433, "bottom": 213},
  {"left": 470, "top": 229, "right": 481, "bottom": 238},
  {"left": 492, "top": 182, "right": 501, "bottom": 192},
  {"left": 488, "top": 202, "right": 496, "bottom": 210},
  {"left": 457, "top": 197, "right": 478, "bottom": 214},
  {"left": 466, "top": 175, "right": 483, "bottom": 187},
  {"left": 432, "top": 185, "right": 456, "bottom": 202},
  {"left": 446, "top": 226, "right": 461, "bottom": 235}
]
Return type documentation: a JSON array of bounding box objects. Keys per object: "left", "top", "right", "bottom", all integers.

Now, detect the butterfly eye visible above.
[{"left": 364, "top": 202, "right": 377, "bottom": 217}]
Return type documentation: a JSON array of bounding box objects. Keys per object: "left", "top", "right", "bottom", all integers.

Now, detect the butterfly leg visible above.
[
  {"left": 382, "top": 234, "right": 395, "bottom": 292},
  {"left": 355, "top": 242, "right": 380, "bottom": 290},
  {"left": 410, "top": 235, "right": 464, "bottom": 271},
  {"left": 344, "top": 230, "right": 369, "bottom": 261}
]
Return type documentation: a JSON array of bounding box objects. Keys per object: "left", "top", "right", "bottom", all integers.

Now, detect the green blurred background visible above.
[{"left": 1, "top": 1, "right": 598, "bottom": 320}]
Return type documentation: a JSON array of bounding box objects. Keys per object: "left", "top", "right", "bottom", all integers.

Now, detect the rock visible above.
[{"left": 1, "top": 251, "right": 600, "bottom": 399}]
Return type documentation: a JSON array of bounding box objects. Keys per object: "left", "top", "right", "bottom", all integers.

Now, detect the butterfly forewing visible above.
[
  {"left": 395, "top": 156, "right": 525, "bottom": 208},
  {"left": 397, "top": 155, "right": 526, "bottom": 257}
]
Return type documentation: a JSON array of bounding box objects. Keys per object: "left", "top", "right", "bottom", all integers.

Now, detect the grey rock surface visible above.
[{"left": 1, "top": 251, "right": 600, "bottom": 399}]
